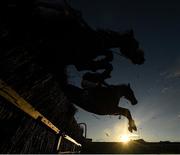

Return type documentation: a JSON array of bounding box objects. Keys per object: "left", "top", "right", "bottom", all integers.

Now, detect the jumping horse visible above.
[
  {"left": 64, "top": 83, "right": 138, "bottom": 133},
  {"left": 1, "top": 0, "right": 145, "bottom": 87}
]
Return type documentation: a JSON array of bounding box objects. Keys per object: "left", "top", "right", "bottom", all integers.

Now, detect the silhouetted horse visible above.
[
  {"left": 1, "top": 0, "right": 145, "bottom": 87},
  {"left": 33, "top": 2, "right": 145, "bottom": 87},
  {"left": 1, "top": 0, "right": 142, "bottom": 133},
  {"left": 64, "top": 84, "right": 138, "bottom": 132}
]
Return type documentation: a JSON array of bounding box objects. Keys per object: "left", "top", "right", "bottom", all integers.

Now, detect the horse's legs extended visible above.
[
  {"left": 114, "top": 107, "right": 131, "bottom": 119},
  {"left": 115, "top": 107, "right": 137, "bottom": 132}
]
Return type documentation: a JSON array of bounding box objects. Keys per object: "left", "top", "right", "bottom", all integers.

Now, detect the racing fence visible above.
[{"left": 0, "top": 79, "right": 82, "bottom": 153}]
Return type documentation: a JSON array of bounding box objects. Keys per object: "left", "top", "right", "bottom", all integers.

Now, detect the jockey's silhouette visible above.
[{"left": 81, "top": 63, "right": 113, "bottom": 89}]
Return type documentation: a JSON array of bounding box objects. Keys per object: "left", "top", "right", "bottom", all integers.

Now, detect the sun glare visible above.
[{"left": 120, "top": 135, "right": 130, "bottom": 143}]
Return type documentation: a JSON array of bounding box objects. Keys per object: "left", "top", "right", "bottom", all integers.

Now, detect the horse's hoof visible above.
[
  {"left": 128, "top": 120, "right": 137, "bottom": 132},
  {"left": 132, "top": 126, "right": 137, "bottom": 132},
  {"left": 128, "top": 126, "right": 133, "bottom": 133},
  {"left": 133, "top": 126, "right": 137, "bottom": 131},
  {"left": 128, "top": 126, "right": 137, "bottom": 133}
]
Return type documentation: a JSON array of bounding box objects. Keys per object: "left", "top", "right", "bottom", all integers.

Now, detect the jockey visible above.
[{"left": 81, "top": 64, "right": 113, "bottom": 89}]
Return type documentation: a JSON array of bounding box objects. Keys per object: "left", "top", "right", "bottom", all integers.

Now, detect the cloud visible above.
[
  {"left": 161, "top": 87, "right": 169, "bottom": 93},
  {"left": 161, "top": 58, "right": 180, "bottom": 80},
  {"left": 160, "top": 69, "right": 180, "bottom": 80},
  {"left": 128, "top": 133, "right": 139, "bottom": 138},
  {"left": 103, "top": 128, "right": 112, "bottom": 137},
  {"left": 160, "top": 71, "right": 168, "bottom": 77},
  {"left": 166, "top": 71, "right": 180, "bottom": 79}
]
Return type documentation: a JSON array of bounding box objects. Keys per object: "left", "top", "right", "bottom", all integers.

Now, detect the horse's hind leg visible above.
[{"left": 115, "top": 107, "right": 137, "bottom": 132}]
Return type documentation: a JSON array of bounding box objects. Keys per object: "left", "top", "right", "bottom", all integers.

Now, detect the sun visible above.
[{"left": 120, "top": 135, "right": 130, "bottom": 143}]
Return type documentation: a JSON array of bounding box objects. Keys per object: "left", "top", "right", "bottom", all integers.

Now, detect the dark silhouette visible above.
[
  {"left": 0, "top": 0, "right": 144, "bottom": 136},
  {"left": 81, "top": 64, "right": 113, "bottom": 88},
  {"left": 82, "top": 141, "right": 180, "bottom": 154},
  {"left": 64, "top": 84, "right": 137, "bottom": 132},
  {"left": 1, "top": 0, "right": 145, "bottom": 87}
]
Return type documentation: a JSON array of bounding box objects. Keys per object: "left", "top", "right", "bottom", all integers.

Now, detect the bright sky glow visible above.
[{"left": 120, "top": 135, "right": 130, "bottom": 143}]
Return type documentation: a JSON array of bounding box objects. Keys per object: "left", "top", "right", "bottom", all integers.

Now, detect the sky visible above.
[{"left": 67, "top": 0, "right": 180, "bottom": 142}]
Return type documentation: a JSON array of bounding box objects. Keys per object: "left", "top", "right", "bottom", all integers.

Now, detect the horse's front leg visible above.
[{"left": 116, "top": 107, "right": 137, "bottom": 133}]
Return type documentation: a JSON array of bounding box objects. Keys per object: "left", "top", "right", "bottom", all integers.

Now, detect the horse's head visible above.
[
  {"left": 121, "top": 83, "right": 138, "bottom": 105},
  {"left": 118, "top": 30, "right": 145, "bottom": 65}
]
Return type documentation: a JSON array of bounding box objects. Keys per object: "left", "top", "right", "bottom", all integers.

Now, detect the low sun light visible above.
[{"left": 120, "top": 135, "right": 130, "bottom": 143}]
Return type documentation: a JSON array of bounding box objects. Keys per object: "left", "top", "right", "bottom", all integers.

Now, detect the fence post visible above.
[{"left": 56, "top": 134, "right": 62, "bottom": 153}]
